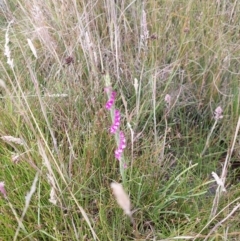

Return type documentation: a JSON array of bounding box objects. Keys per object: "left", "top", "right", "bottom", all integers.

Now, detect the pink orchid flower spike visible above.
[
  {"left": 114, "top": 131, "right": 126, "bottom": 160},
  {"left": 110, "top": 110, "right": 121, "bottom": 134},
  {"left": 105, "top": 91, "right": 116, "bottom": 110}
]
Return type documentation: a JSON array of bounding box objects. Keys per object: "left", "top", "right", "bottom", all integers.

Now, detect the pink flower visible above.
[
  {"left": 105, "top": 91, "right": 116, "bottom": 110},
  {"left": 115, "top": 149, "right": 123, "bottom": 160},
  {"left": 0, "top": 181, "right": 7, "bottom": 198},
  {"left": 110, "top": 110, "right": 121, "bottom": 134},
  {"left": 114, "top": 131, "right": 126, "bottom": 160},
  {"left": 214, "top": 106, "right": 223, "bottom": 120},
  {"left": 119, "top": 131, "right": 126, "bottom": 149}
]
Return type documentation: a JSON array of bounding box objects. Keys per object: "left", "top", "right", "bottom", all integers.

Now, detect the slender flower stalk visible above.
[
  {"left": 201, "top": 106, "right": 223, "bottom": 157},
  {"left": 104, "top": 75, "right": 135, "bottom": 227},
  {"left": 104, "top": 75, "right": 127, "bottom": 182}
]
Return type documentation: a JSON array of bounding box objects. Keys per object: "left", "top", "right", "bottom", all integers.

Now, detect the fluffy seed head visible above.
[{"left": 110, "top": 182, "right": 131, "bottom": 216}]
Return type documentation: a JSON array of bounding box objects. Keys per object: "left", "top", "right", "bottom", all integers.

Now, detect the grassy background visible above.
[{"left": 0, "top": 0, "right": 240, "bottom": 240}]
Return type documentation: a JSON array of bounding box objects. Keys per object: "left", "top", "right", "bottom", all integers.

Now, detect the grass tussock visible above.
[{"left": 0, "top": 0, "right": 240, "bottom": 240}]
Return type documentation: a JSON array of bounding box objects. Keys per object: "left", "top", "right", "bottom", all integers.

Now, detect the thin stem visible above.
[{"left": 201, "top": 120, "right": 218, "bottom": 157}]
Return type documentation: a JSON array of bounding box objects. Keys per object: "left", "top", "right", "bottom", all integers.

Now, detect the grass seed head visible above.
[{"left": 110, "top": 182, "right": 131, "bottom": 217}]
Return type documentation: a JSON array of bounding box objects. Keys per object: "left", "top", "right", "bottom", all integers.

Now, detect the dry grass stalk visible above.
[
  {"left": 204, "top": 203, "right": 240, "bottom": 241},
  {"left": 14, "top": 172, "right": 39, "bottom": 241},
  {"left": 38, "top": 140, "right": 59, "bottom": 205},
  {"left": 211, "top": 172, "right": 226, "bottom": 192}
]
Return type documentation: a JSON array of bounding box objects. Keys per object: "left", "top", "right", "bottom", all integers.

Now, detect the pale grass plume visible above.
[
  {"left": 140, "top": 7, "right": 149, "bottom": 50},
  {"left": 1, "top": 136, "right": 25, "bottom": 145},
  {"left": 45, "top": 93, "right": 68, "bottom": 98},
  {"left": 4, "top": 19, "right": 14, "bottom": 69},
  {"left": 46, "top": 168, "right": 58, "bottom": 205},
  {"left": 27, "top": 38, "right": 38, "bottom": 59},
  {"left": 49, "top": 186, "right": 57, "bottom": 205},
  {"left": 110, "top": 182, "right": 131, "bottom": 217},
  {"left": 133, "top": 78, "right": 139, "bottom": 94}
]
